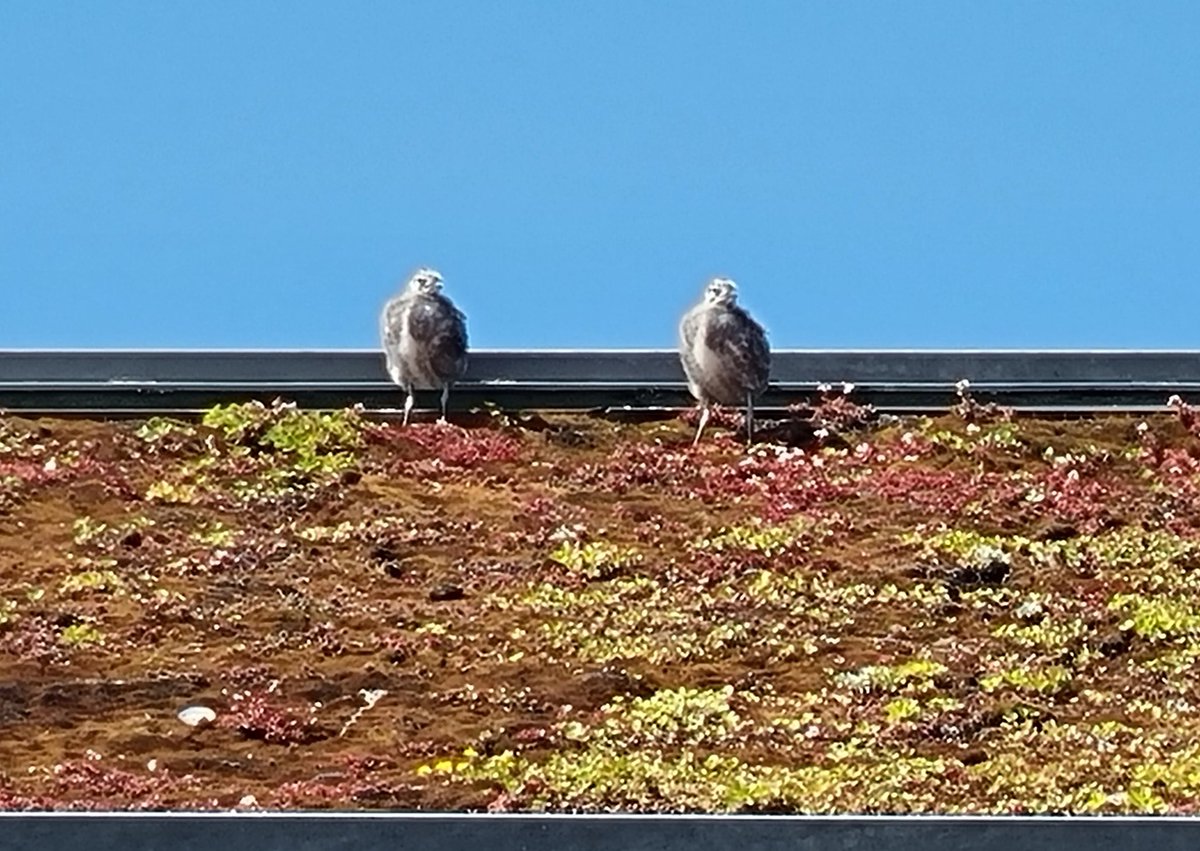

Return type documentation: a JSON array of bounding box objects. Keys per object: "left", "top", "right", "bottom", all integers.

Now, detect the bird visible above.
[
  {"left": 380, "top": 268, "right": 469, "bottom": 425},
  {"left": 678, "top": 277, "right": 771, "bottom": 446}
]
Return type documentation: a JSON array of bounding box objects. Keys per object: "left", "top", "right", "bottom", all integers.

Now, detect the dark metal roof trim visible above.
[
  {"left": 5, "top": 348, "right": 1200, "bottom": 383},
  {"left": 3, "top": 349, "right": 1200, "bottom": 413},
  {"left": 3, "top": 812, "right": 1200, "bottom": 851}
]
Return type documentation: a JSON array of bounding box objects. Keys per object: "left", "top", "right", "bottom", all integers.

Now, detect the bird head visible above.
[
  {"left": 703, "top": 277, "right": 738, "bottom": 307},
  {"left": 405, "top": 268, "right": 445, "bottom": 296}
]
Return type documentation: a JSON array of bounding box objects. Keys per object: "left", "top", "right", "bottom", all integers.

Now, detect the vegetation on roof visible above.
[{"left": 4, "top": 394, "right": 1200, "bottom": 811}]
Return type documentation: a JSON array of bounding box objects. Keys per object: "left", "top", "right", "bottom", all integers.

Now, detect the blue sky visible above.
[{"left": 2, "top": 2, "right": 1199, "bottom": 349}]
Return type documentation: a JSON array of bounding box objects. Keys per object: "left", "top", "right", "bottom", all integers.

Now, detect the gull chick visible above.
[
  {"left": 678, "top": 277, "right": 770, "bottom": 445},
  {"left": 380, "top": 268, "right": 468, "bottom": 425}
]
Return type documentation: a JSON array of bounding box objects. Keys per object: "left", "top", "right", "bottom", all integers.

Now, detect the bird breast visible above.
[
  {"left": 680, "top": 305, "right": 766, "bottom": 406},
  {"left": 382, "top": 296, "right": 464, "bottom": 390},
  {"left": 689, "top": 336, "right": 740, "bottom": 405},
  {"left": 395, "top": 309, "right": 432, "bottom": 386}
]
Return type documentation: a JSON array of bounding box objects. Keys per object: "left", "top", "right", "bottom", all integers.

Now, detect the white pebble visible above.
[{"left": 177, "top": 705, "right": 217, "bottom": 727}]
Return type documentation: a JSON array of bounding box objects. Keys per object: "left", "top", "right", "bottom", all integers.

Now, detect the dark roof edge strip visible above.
[
  {"left": 2, "top": 812, "right": 1200, "bottom": 851},
  {"left": 4, "top": 349, "right": 1200, "bottom": 384}
]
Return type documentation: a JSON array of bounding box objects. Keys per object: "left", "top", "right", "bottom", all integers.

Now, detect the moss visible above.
[
  {"left": 423, "top": 684, "right": 948, "bottom": 812},
  {"left": 834, "top": 658, "right": 947, "bottom": 695},
  {"left": 59, "top": 570, "right": 126, "bottom": 596},
  {"left": 7, "top": 409, "right": 1200, "bottom": 811},
  {"left": 57, "top": 622, "right": 104, "bottom": 647},
  {"left": 1109, "top": 594, "right": 1200, "bottom": 642},
  {"left": 548, "top": 539, "right": 642, "bottom": 581},
  {"left": 202, "top": 400, "right": 363, "bottom": 478},
  {"left": 693, "top": 517, "right": 810, "bottom": 557}
]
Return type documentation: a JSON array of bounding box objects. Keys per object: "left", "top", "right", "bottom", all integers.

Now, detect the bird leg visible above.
[
  {"left": 745, "top": 392, "right": 755, "bottom": 447},
  {"left": 692, "top": 404, "right": 711, "bottom": 447},
  {"left": 438, "top": 386, "right": 450, "bottom": 424},
  {"left": 402, "top": 388, "right": 415, "bottom": 427}
]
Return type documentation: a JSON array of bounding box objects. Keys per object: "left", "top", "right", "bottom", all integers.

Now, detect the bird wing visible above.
[
  {"left": 408, "top": 295, "right": 469, "bottom": 381},
  {"left": 380, "top": 296, "right": 407, "bottom": 364},
  {"left": 708, "top": 307, "right": 771, "bottom": 394},
  {"left": 677, "top": 305, "right": 704, "bottom": 379},
  {"left": 678, "top": 306, "right": 701, "bottom": 352}
]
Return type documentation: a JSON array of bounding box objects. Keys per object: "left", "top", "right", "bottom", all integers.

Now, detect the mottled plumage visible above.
[
  {"left": 380, "top": 268, "right": 468, "bottom": 425},
  {"left": 679, "top": 277, "right": 770, "bottom": 445}
]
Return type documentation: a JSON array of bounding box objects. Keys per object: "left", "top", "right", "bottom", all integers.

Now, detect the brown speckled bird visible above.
[
  {"left": 678, "top": 277, "right": 770, "bottom": 445},
  {"left": 380, "top": 268, "right": 468, "bottom": 425}
]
